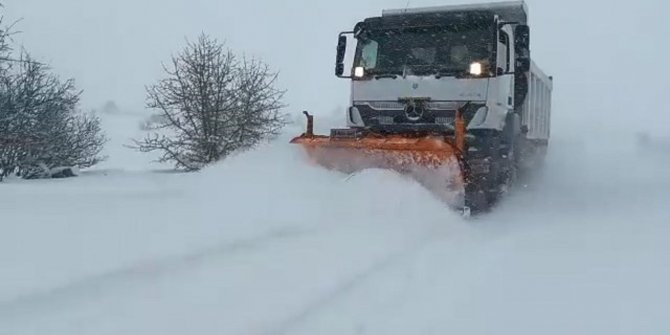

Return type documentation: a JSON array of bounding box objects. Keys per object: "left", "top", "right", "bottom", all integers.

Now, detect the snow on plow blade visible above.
[{"left": 290, "top": 112, "right": 468, "bottom": 210}]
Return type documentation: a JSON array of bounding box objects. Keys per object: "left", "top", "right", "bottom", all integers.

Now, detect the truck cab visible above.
[{"left": 336, "top": 2, "right": 532, "bottom": 138}]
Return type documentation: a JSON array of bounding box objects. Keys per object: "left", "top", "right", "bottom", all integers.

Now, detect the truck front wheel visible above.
[{"left": 464, "top": 118, "right": 521, "bottom": 213}]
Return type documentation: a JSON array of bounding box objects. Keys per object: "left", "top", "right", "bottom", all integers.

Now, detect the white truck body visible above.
[
  {"left": 344, "top": 1, "right": 552, "bottom": 147},
  {"left": 324, "top": 0, "right": 554, "bottom": 211}
]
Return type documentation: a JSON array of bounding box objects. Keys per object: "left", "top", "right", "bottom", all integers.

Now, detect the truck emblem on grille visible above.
[
  {"left": 404, "top": 99, "right": 425, "bottom": 122},
  {"left": 412, "top": 83, "right": 419, "bottom": 90}
]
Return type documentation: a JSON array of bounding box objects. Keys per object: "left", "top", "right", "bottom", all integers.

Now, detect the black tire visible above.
[
  {"left": 492, "top": 113, "right": 522, "bottom": 199},
  {"left": 499, "top": 113, "right": 524, "bottom": 198},
  {"left": 463, "top": 129, "right": 502, "bottom": 214}
]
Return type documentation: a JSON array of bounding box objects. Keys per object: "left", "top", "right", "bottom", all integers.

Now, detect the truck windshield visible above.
[{"left": 354, "top": 25, "right": 494, "bottom": 77}]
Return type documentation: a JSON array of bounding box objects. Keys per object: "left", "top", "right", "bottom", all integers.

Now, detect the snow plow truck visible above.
[{"left": 291, "top": 1, "right": 553, "bottom": 216}]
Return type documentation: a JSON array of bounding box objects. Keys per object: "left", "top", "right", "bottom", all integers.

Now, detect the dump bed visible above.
[
  {"left": 382, "top": 1, "right": 528, "bottom": 24},
  {"left": 523, "top": 61, "right": 553, "bottom": 142}
]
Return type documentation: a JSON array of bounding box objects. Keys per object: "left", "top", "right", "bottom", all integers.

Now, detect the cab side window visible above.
[{"left": 499, "top": 31, "right": 510, "bottom": 73}]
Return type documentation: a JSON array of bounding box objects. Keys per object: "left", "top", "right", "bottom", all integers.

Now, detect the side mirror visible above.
[
  {"left": 515, "top": 25, "right": 530, "bottom": 52},
  {"left": 335, "top": 35, "right": 347, "bottom": 77},
  {"left": 516, "top": 57, "right": 530, "bottom": 73},
  {"left": 514, "top": 25, "right": 530, "bottom": 73}
]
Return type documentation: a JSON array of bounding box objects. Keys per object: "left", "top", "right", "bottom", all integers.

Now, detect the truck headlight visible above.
[
  {"left": 354, "top": 67, "right": 365, "bottom": 78},
  {"left": 469, "top": 62, "right": 483, "bottom": 76}
]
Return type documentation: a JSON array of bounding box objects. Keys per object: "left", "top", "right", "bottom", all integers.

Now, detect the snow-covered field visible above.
[
  {"left": 1, "top": 109, "right": 669, "bottom": 335},
  {"left": 2, "top": 0, "right": 670, "bottom": 333}
]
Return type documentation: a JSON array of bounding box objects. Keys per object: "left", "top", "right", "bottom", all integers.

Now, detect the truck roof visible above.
[{"left": 382, "top": 1, "right": 528, "bottom": 24}]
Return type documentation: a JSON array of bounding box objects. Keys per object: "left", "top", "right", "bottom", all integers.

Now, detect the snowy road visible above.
[
  {"left": 0, "top": 167, "right": 455, "bottom": 335},
  {"left": 2, "top": 116, "right": 670, "bottom": 335},
  {"left": 2, "top": 0, "right": 669, "bottom": 332}
]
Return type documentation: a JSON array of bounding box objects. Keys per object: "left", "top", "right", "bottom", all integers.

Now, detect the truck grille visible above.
[
  {"left": 360, "top": 101, "right": 464, "bottom": 111},
  {"left": 375, "top": 116, "right": 395, "bottom": 125},
  {"left": 353, "top": 101, "right": 485, "bottom": 132},
  {"left": 435, "top": 117, "right": 456, "bottom": 125}
]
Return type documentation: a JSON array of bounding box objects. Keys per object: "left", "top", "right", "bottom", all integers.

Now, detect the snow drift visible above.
[{"left": 1, "top": 108, "right": 669, "bottom": 335}]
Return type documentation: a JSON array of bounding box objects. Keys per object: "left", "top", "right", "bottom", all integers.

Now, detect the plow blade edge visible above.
[{"left": 290, "top": 132, "right": 467, "bottom": 209}]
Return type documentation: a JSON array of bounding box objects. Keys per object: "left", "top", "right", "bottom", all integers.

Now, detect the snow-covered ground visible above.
[
  {"left": 1, "top": 109, "right": 669, "bottom": 335},
  {"left": 2, "top": 0, "right": 670, "bottom": 333}
]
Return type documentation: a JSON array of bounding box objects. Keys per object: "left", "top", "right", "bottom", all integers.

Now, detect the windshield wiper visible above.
[
  {"left": 435, "top": 68, "right": 464, "bottom": 79},
  {"left": 365, "top": 68, "right": 401, "bottom": 79},
  {"left": 374, "top": 74, "right": 398, "bottom": 79}
]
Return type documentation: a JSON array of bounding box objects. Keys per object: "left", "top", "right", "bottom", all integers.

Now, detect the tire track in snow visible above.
[
  {"left": 0, "top": 226, "right": 312, "bottom": 317},
  {"left": 265, "top": 231, "right": 447, "bottom": 335}
]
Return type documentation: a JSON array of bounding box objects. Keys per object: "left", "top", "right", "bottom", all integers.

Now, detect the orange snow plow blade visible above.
[{"left": 290, "top": 112, "right": 469, "bottom": 209}]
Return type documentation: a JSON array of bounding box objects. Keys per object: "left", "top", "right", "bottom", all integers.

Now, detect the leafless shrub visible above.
[
  {"left": 132, "top": 33, "right": 288, "bottom": 171},
  {"left": 0, "top": 52, "right": 107, "bottom": 180}
]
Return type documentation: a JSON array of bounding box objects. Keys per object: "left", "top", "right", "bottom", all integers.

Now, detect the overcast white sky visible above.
[{"left": 3, "top": 0, "right": 669, "bottom": 136}]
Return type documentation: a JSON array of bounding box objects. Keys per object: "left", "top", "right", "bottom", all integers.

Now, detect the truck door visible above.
[{"left": 497, "top": 26, "right": 514, "bottom": 111}]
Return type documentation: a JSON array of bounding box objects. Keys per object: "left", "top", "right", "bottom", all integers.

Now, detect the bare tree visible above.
[
  {"left": 133, "top": 33, "right": 288, "bottom": 171},
  {"left": 0, "top": 52, "right": 107, "bottom": 180},
  {"left": 0, "top": 2, "right": 13, "bottom": 72},
  {"left": 0, "top": 3, "right": 107, "bottom": 180}
]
